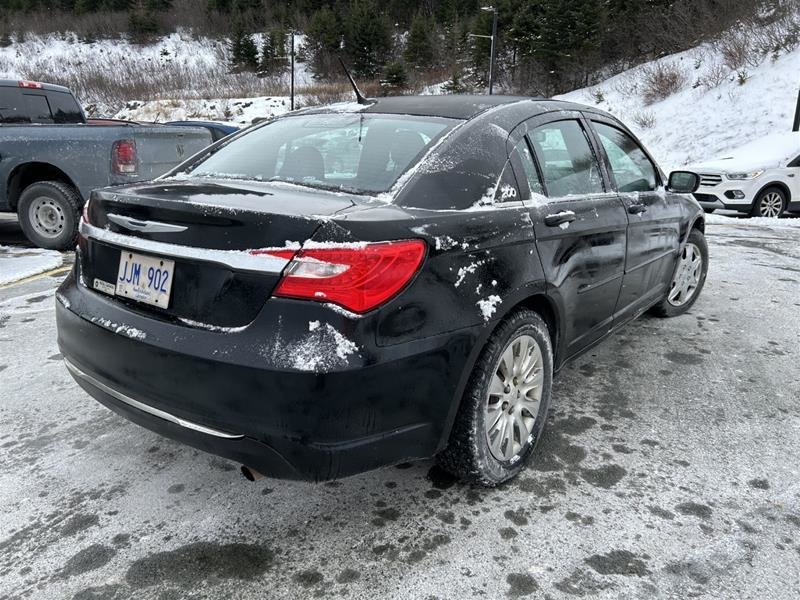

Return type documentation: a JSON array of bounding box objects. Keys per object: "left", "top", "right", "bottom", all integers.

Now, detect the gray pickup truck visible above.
[{"left": 0, "top": 80, "right": 213, "bottom": 249}]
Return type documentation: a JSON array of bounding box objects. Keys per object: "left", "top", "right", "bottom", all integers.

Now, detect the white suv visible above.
[{"left": 688, "top": 132, "right": 800, "bottom": 218}]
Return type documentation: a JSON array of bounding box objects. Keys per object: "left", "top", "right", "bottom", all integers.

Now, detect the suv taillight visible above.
[
  {"left": 253, "top": 240, "right": 426, "bottom": 313},
  {"left": 111, "top": 139, "right": 137, "bottom": 175}
]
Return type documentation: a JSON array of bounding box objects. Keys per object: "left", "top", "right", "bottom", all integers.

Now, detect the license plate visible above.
[{"left": 116, "top": 251, "right": 174, "bottom": 308}]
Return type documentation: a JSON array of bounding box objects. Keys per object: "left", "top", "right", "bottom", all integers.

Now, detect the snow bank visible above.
[
  {"left": 558, "top": 30, "right": 800, "bottom": 169},
  {"left": 0, "top": 245, "right": 63, "bottom": 286}
]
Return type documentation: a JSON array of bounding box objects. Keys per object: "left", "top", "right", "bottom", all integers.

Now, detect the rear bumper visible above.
[{"left": 56, "top": 272, "right": 479, "bottom": 481}]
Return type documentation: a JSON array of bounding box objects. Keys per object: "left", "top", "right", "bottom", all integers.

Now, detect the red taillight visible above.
[
  {"left": 111, "top": 139, "right": 137, "bottom": 175},
  {"left": 18, "top": 80, "right": 43, "bottom": 89},
  {"left": 259, "top": 240, "right": 426, "bottom": 313}
]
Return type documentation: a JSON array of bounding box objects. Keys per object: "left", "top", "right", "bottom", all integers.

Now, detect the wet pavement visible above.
[{"left": 1, "top": 215, "right": 799, "bottom": 599}]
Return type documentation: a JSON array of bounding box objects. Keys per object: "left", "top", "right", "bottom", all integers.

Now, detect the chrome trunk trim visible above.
[{"left": 79, "top": 221, "right": 288, "bottom": 274}]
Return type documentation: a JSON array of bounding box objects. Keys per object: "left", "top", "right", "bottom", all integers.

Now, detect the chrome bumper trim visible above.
[
  {"left": 64, "top": 357, "right": 245, "bottom": 440},
  {"left": 79, "top": 221, "right": 288, "bottom": 275}
]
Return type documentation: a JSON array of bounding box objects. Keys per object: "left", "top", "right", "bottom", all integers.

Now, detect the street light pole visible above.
[
  {"left": 487, "top": 7, "right": 497, "bottom": 95},
  {"left": 290, "top": 30, "right": 295, "bottom": 111}
]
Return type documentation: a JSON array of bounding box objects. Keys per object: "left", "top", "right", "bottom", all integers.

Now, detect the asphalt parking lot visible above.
[{"left": 1, "top": 214, "right": 800, "bottom": 600}]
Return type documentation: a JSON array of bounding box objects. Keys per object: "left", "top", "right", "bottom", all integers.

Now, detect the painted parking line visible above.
[{"left": 0, "top": 265, "right": 72, "bottom": 289}]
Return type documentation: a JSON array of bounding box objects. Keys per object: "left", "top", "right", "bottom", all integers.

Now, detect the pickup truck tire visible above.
[{"left": 17, "top": 181, "right": 82, "bottom": 251}]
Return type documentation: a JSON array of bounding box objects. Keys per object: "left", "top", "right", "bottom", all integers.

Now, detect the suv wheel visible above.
[
  {"left": 17, "top": 181, "right": 82, "bottom": 250},
  {"left": 437, "top": 309, "right": 553, "bottom": 486},
  {"left": 650, "top": 229, "right": 708, "bottom": 318},
  {"left": 751, "top": 187, "right": 786, "bottom": 218}
]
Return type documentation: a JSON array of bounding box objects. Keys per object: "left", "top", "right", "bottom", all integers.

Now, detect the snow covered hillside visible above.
[
  {"left": 0, "top": 30, "right": 313, "bottom": 119},
  {"left": 558, "top": 35, "right": 800, "bottom": 169}
]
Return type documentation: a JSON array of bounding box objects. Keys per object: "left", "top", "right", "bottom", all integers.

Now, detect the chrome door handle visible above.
[{"left": 628, "top": 203, "right": 647, "bottom": 214}]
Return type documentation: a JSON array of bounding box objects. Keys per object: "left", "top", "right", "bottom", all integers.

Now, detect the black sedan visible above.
[{"left": 56, "top": 95, "right": 707, "bottom": 486}]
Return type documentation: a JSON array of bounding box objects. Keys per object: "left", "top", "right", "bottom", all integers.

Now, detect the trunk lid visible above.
[{"left": 81, "top": 179, "right": 356, "bottom": 328}]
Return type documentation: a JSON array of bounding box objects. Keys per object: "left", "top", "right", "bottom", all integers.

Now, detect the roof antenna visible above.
[{"left": 337, "top": 55, "right": 369, "bottom": 105}]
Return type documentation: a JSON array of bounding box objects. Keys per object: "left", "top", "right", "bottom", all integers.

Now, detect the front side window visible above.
[
  {"left": 527, "top": 120, "right": 604, "bottom": 197},
  {"left": 182, "top": 113, "right": 457, "bottom": 195},
  {"left": 593, "top": 122, "right": 658, "bottom": 193}
]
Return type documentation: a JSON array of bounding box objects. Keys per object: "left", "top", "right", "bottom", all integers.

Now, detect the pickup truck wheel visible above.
[
  {"left": 17, "top": 181, "right": 81, "bottom": 250},
  {"left": 437, "top": 309, "right": 553, "bottom": 486},
  {"left": 650, "top": 229, "right": 708, "bottom": 318}
]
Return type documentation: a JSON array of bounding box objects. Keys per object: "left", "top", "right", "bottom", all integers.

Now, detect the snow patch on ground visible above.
[
  {"left": 706, "top": 213, "right": 800, "bottom": 229},
  {"left": 477, "top": 295, "right": 502, "bottom": 321},
  {"left": 0, "top": 246, "right": 63, "bottom": 286},
  {"left": 0, "top": 289, "right": 56, "bottom": 316}
]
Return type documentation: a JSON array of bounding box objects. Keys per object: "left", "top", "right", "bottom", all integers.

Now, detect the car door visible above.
[
  {"left": 514, "top": 114, "right": 628, "bottom": 359},
  {"left": 587, "top": 116, "right": 683, "bottom": 324},
  {"left": 788, "top": 154, "right": 800, "bottom": 209}
]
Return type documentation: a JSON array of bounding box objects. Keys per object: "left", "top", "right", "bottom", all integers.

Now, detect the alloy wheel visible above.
[
  {"left": 485, "top": 334, "right": 544, "bottom": 462},
  {"left": 758, "top": 192, "right": 784, "bottom": 218},
  {"left": 668, "top": 242, "right": 703, "bottom": 307}
]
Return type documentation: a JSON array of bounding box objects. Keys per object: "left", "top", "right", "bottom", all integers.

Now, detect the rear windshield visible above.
[
  {"left": 180, "top": 113, "right": 458, "bottom": 194},
  {"left": 0, "top": 87, "right": 84, "bottom": 124}
]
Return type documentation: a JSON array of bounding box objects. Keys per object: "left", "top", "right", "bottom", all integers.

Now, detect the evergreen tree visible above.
[
  {"left": 442, "top": 67, "right": 468, "bottom": 93},
  {"left": 344, "top": 0, "right": 391, "bottom": 79},
  {"left": 127, "top": 8, "right": 158, "bottom": 42},
  {"left": 404, "top": 10, "right": 435, "bottom": 71},
  {"left": 259, "top": 27, "right": 288, "bottom": 76},
  {"left": 380, "top": 60, "right": 408, "bottom": 94},
  {"left": 229, "top": 23, "right": 258, "bottom": 71},
  {"left": 304, "top": 6, "right": 340, "bottom": 79}
]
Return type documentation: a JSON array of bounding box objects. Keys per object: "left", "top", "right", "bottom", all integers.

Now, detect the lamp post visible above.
[
  {"left": 793, "top": 88, "right": 800, "bottom": 132},
  {"left": 468, "top": 6, "right": 498, "bottom": 95},
  {"left": 289, "top": 30, "right": 295, "bottom": 111}
]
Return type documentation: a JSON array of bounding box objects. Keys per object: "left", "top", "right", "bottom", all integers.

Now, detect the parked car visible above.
[
  {"left": 163, "top": 120, "right": 239, "bottom": 142},
  {"left": 56, "top": 95, "right": 706, "bottom": 486},
  {"left": 0, "top": 80, "right": 214, "bottom": 250},
  {"left": 689, "top": 131, "right": 800, "bottom": 218}
]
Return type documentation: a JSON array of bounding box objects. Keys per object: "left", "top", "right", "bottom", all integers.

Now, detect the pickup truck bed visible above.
[{"left": 0, "top": 80, "right": 213, "bottom": 249}]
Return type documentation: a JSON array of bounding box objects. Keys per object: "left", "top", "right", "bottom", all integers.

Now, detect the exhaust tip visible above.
[{"left": 240, "top": 465, "right": 264, "bottom": 482}]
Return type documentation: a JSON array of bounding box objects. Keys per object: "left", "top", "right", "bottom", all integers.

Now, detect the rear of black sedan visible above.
[{"left": 57, "top": 95, "right": 706, "bottom": 485}]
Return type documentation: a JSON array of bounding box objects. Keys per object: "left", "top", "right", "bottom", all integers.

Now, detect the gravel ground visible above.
[{"left": 1, "top": 215, "right": 799, "bottom": 600}]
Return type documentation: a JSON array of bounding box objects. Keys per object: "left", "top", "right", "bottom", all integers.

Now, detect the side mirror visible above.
[{"left": 666, "top": 171, "right": 700, "bottom": 194}]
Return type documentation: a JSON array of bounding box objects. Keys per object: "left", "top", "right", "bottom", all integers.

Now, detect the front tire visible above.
[
  {"left": 17, "top": 181, "right": 82, "bottom": 250},
  {"left": 750, "top": 187, "right": 786, "bottom": 218},
  {"left": 437, "top": 309, "right": 553, "bottom": 486},
  {"left": 650, "top": 228, "right": 708, "bottom": 318}
]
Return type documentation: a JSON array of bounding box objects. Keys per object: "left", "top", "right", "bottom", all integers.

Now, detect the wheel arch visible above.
[
  {"left": 754, "top": 181, "right": 792, "bottom": 206},
  {"left": 7, "top": 162, "right": 82, "bottom": 211}
]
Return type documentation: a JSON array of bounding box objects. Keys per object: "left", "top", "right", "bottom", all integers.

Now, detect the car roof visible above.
[
  {"left": 0, "top": 79, "right": 72, "bottom": 93},
  {"left": 300, "top": 94, "right": 595, "bottom": 122}
]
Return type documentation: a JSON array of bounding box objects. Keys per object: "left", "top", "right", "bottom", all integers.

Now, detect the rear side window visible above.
[
  {"left": 46, "top": 91, "right": 83, "bottom": 124},
  {"left": 23, "top": 94, "right": 52, "bottom": 123},
  {"left": 527, "top": 120, "right": 604, "bottom": 197},
  {"left": 510, "top": 139, "right": 544, "bottom": 198},
  {"left": 593, "top": 122, "right": 658, "bottom": 192}
]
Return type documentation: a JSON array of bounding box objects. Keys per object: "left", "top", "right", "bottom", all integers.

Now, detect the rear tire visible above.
[
  {"left": 650, "top": 229, "right": 708, "bottom": 318},
  {"left": 750, "top": 187, "right": 786, "bottom": 218},
  {"left": 17, "top": 181, "right": 82, "bottom": 250},
  {"left": 437, "top": 309, "right": 553, "bottom": 486}
]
